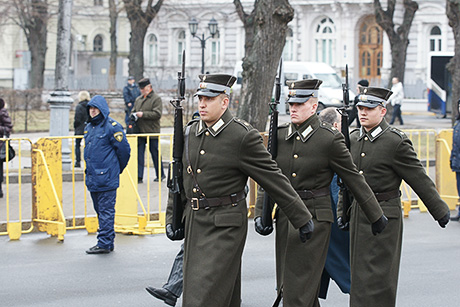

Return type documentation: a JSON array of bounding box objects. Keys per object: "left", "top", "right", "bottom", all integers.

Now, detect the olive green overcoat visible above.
[
  {"left": 131, "top": 90, "right": 162, "bottom": 133},
  {"left": 348, "top": 119, "right": 449, "bottom": 307},
  {"left": 166, "top": 109, "right": 312, "bottom": 307},
  {"left": 255, "top": 114, "right": 383, "bottom": 307}
]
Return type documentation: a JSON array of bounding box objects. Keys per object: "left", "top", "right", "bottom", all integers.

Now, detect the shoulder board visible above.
[
  {"left": 233, "top": 118, "right": 251, "bottom": 131},
  {"left": 389, "top": 127, "right": 406, "bottom": 139},
  {"left": 278, "top": 122, "right": 290, "bottom": 129},
  {"left": 319, "top": 122, "right": 338, "bottom": 134},
  {"left": 186, "top": 118, "right": 200, "bottom": 126}
]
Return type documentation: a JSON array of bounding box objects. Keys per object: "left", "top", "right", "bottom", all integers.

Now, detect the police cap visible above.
[
  {"left": 194, "top": 74, "right": 236, "bottom": 97},
  {"left": 356, "top": 87, "right": 393, "bottom": 108},
  {"left": 138, "top": 78, "right": 151, "bottom": 89},
  {"left": 286, "top": 79, "right": 323, "bottom": 103}
]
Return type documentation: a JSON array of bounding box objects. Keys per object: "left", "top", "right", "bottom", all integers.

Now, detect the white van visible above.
[{"left": 233, "top": 61, "right": 355, "bottom": 113}]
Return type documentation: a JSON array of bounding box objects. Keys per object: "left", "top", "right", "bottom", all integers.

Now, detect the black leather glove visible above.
[
  {"left": 165, "top": 223, "right": 184, "bottom": 241},
  {"left": 254, "top": 216, "right": 273, "bottom": 236},
  {"left": 437, "top": 211, "right": 450, "bottom": 228},
  {"left": 299, "top": 219, "right": 314, "bottom": 243},
  {"left": 337, "top": 216, "right": 350, "bottom": 231},
  {"left": 371, "top": 215, "right": 389, "bottom": 235}
]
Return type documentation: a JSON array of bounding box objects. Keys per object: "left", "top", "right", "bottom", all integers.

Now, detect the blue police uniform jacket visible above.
[
  {"left": 84, "top": 95, "right": 131, "bottom": 192},
  {"left": 451, "top": 119, "right": 460, "bottom": 172}
]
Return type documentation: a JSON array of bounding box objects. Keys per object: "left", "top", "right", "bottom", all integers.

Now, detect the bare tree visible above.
[
  {"left": 8, "top": 0, "right": 51, "bottom": 89},
  {"left": 234, "top": 0, "right": 294, "bottom": 132},
  {"left": 374, "top": 0, "right": 418, "bottom": 86},
  {"left": 447, "top": 0, "right": 460, "bottom": 124},
  {"left": 122, "top": 0, "right": 164, "bottom": 81}
]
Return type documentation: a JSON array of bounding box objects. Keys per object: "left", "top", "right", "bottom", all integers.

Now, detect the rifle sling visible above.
[{"left": 184, "top": 125, "right": 205, "bottom": 198}]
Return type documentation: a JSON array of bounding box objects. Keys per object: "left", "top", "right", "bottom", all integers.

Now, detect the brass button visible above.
[
  {"left": 193, "top": 188, "right": 197, "bottom": 193},
  {"left": 359, "top": 170, "right": 363, "bottom": 174},
  {"left": 293, "top": 154, "right": 299, "bottom": 159},
  {"left": 296, "top": 136, "right": 301, "bottom": 141},
  {"left": 292, "top": 173, "right": 297, "bottom": 177},
  {"left": 361, "top": 153, "right": 365, "bottom": 157},
  {"left": 197, "top": 169, "right": 202, "bottom": 174},
  {"left": 200, "top": 150, "right": 205, "bottom": 155},
  {"left": 364, "top": 137, "right": 368, "bottom": 141},
  {"left": 205, "top": 131, "right": 210, "bottom": 136}
]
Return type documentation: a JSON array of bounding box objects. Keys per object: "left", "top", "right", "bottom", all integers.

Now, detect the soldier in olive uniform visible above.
[
  {"left": 254, "top": 79, "right": 388, "bottom": 307},
  {"left": 347, "top": 87, "right": 450, "bottom": 307},
  {"left": 165, "top": 74, "right": 315, "bottom": 307}
]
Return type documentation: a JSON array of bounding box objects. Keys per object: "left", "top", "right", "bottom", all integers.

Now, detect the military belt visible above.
[
  {"left": 296, "top": 187, "right": 330, "bottom": 200},
  {"left": 374, "top": 189, "right": 401, "bottom": 202},
  {"left": 189, "top": 190, "right": 247, "bottom": 210}
]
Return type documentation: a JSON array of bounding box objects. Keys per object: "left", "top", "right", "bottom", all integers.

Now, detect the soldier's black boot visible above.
[{"left": 145, "top": 287, "right": 177, "bottom": 306}]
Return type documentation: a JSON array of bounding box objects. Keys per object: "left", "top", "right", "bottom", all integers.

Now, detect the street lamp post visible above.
[{"left": 189, "top": 17, "right": 218, "bottom": 74}]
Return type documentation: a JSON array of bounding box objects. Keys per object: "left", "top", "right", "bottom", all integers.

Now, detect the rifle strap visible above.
[
  {"left": 272, "top": 286, "right": 283, "bottom": 307},
  {"left": 185, "top": 125, "right": 205, "bottom": 198}
]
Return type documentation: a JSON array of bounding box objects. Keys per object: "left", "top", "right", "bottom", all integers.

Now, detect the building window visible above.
[
  {"left": 314, "top": 17, "right": 335, "bottom": 65},
  {"left": 283, "top": 28, "right": 294, "bottom": 61},
  {"left": 177, "top": 30, "right": 186, "bottom": 65},
  {"left": 210, "top": 31, "right": 220, "bottom": 66},
  {"left": 147, "top": 34, "right": 158, "bottom": 66},
  {"left": 94, "top": 0, "right": 103, "bottom": 6},
  {"left": 358, "top": 15, "right": 383, "bottom": 79},
  {"left": 429, "top": 26, "right": 442, "bottom": 52},
  {"left": 93, "top": 35, "right": 103, "bottom": 52}
]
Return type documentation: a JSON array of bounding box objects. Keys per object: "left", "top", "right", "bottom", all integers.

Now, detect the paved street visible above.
[{"left": 1, "top": 101, "right": 459, "bottom": 306}]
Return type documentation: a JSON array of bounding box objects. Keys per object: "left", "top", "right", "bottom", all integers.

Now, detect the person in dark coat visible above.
[
  {"left": 254, "top": 80, "right": 387, "bottom": 307},
  {"left": 346, "top": 87, "right": 450, "bottom": 306},
  {"left": 349, "top": 79, "right": 368, "bottom": 127},
  {"left": 123, "top": 76, "right": 140, "bottom": 126},
  {"left": 450, "top": 98, "right": 460, "bottom": 221},
  {"left": 73, "top": 91, "right": 90, "bottom": 168},
  {"left": 165, "top": 74, "right": 314, "bottom": 307},
  {"left": 0, "top": 98, "right": 13, "bottom": 198},
  {"left": 84, "top": 95, "right": 130, "bottom": 254},
  {"left": 317, "top": 107, "right": 350, "bottom": 299}
]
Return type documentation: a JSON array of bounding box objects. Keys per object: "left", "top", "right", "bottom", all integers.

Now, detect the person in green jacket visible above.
[
  {"left": 347, "top": 86, "right": 450, "bottom": 307},
  {"left": 165, "top": 73, "right": 314, "bottom": 307}
]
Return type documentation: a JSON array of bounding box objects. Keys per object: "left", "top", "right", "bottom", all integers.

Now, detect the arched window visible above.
[
  {"left": 147, "top": 34, "right": 158, "bottom": 66},
  {"left": 358, "top": 16, "right": 383, "bottom": 79},
  {"left": 429, "top": 26, "right": 442, "bottom": 52},
  {"left": 314, "top": 17, "right": 335, "bottom": 65},
  {"left": 210, "top": 31, "right": 220, "bottom": 66},
  {"left": 283, "top": 28, "right": 294, "bottom": 61},
  {"left": 93, "top": 35, "right": 103, "bottom": 52},
  {"left": 177, "top": 30, "right": 186, "bottom": 65}
]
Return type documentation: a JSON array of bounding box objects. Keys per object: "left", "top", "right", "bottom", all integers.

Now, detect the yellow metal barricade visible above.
[
  {"left": 435, "top": 129, "right": 458, "bottom": 210},
  {"left": 0, "top": 138, "right": 34, "bottom": 240}
]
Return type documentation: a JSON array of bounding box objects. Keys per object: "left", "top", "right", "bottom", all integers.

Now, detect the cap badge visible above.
[
  {"left": 203, "top": 75, "right": 206, "bottom": 81},
  {"left": 289, "top": 90, "right": 296, "bottom": 96},
  {"left": 363, "top": 88, "right": 368, "bottom": 94},
  {"left": 360, "top": 95, "right": 368, "bottom": 101},
  {"left": 199, "top": 82, "right": 207, "bottom": 89}
]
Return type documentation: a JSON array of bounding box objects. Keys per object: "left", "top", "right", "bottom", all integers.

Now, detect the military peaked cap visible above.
[
  {"left": 356, "top": 87, "right": 393, "bottom": 108},
  {"left": 358, "top": 79, "right": 369, "bottom": 87},
  {"left": 194, "top": 74, "right": 236, "bottom": 97},
  {"left": 138, "top": 78, "right": 151, "bottom": 89},
  {"left": 286, "top": 79, "right": 323, "bottom": 103}
]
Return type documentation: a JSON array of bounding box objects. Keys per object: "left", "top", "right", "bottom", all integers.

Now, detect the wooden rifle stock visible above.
[
  {"left": 168, "top": 50, "right": 186, "bottom": 231},
  {"left": 261, "top": 60, "right": 282, "bottom": 228}
]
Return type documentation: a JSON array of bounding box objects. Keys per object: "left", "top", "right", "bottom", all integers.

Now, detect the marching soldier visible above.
[
  {"left": 165, "top": 74, "right": 315, "bottom": 307},
  {"left": 347, "top": 87, "right": 450, "bottom": 306},
  {"left": 255, "top": 79, "right": 388, "bottom": 307}
]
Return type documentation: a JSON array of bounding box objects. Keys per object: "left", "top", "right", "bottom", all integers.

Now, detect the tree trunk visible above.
[
  {"left": 27, "top": 29, "right": 47, "bottom": 89},
  {"left": 374, "top": 0, "right": 418, "bottom": 87},
  {"left": 108, "top": 0, "right": 118, "bottom": 90},
  {"left": 234, "top": 0, "right": 294, "bottom": 132},
  {"left": 447, "top": 0, "right": 460, "bottom": 125},
  {"left": 122, "top": 0, "right": 164, "bottom": 82}
]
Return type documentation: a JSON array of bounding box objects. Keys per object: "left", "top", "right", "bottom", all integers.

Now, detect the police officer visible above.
[
  {"left": 347, "top": 87, "right": 450, "bottom": 306},
  {"left": 165, "top": 74, "right": 314, "bottom": 307},
  {"left": 84, "top": 95, "right": 130, "bottom": 254},
  {"left": 255, "top": 79, "right": 388, "bottom": 307}
]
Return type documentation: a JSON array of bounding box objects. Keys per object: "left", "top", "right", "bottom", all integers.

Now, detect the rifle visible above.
[
  {"left": 168, "top": 50, "right": 186, "bottom": 234},
  {"left": 261, "top": 59, "right": 282, "bottom": 230},
  {"left": 338, "top": 64, "right": 352, "bottom": 224}
]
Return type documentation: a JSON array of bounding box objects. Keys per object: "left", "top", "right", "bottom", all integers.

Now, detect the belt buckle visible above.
[{"left": 191, "top": 198, "right": 200, "bottom": 210}]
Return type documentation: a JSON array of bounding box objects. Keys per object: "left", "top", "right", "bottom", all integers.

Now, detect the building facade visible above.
[{"left": 0, "top": 0, "right": 453, "bottom": 98}]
